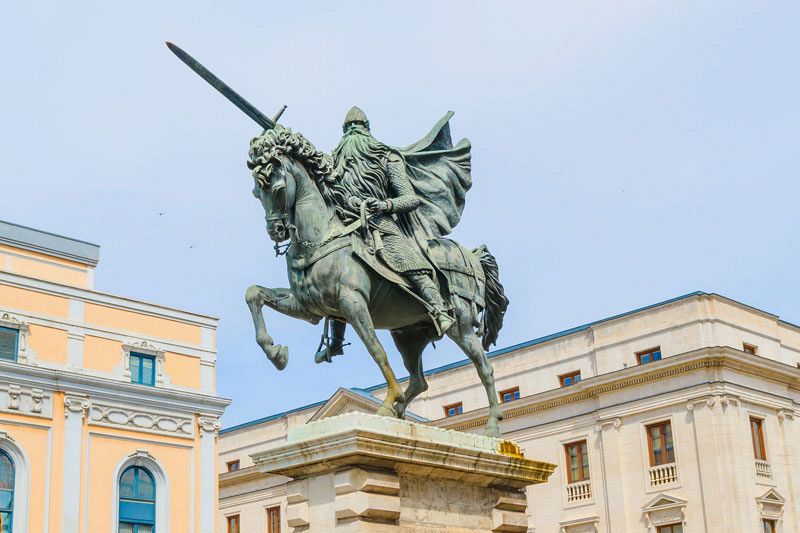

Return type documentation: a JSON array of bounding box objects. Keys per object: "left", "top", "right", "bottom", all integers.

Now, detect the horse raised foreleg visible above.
[
  {"left": 245, "top": 285, "right": 319, "bottom": 370},
  {"left": 447, "top": 299, "right": 503, "bottom": 437},
  {"left": 390, "top": 327, "right": 431, "bottom": 419},
  {"left": 340, "top": 296, "right": 405, "bottom": 417}
]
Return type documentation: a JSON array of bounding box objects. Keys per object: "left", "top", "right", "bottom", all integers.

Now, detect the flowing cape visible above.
[{"left": 394, "top": 111, "right": 472, "bottom": 241}]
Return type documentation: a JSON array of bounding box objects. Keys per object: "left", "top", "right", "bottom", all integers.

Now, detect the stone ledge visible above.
[{"left": 253, "top": 413, "right": 555, "bottom": 489}]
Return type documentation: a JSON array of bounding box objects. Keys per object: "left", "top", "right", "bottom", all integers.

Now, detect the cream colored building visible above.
[
  {"left": 0, "top": 220, "right": 230, "bottom": 532},
  {"left": 219, "top": 292, "right": 800, "bottom": 533}
]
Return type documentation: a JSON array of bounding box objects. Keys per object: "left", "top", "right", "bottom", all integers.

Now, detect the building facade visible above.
[
  {"left": 219, "top": 291, "right": 800, "bottom": 533},
  {"left": 0, "top": 220, "right": 229, "bottom": 533}
]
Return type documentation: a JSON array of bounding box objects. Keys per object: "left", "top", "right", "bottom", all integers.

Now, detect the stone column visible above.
[
  {"left": 253, "top": 413, "right": 555, "bottom": 533},
  {"left": 198, "top": 416, "right": 221, "bottom": 533},
  {"left": 62, "top": 394, "right": 90, "bottom": 533}
]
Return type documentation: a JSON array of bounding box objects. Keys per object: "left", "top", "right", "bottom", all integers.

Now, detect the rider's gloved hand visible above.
[{"left": 365, "top": 197, "right": 389, "bottom": 213}]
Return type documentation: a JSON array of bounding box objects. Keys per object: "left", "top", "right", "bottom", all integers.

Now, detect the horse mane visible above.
[{"left": 248, "top": 126, "right": 333, "bottom": 189}]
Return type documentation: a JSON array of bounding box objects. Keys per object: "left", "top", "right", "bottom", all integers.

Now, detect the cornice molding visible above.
[
  {"left": 437, "top": 347, "right": 800, "bottom": 431},
  {"left": 0, "top": 360, "right": 230, "bottom": 415}
]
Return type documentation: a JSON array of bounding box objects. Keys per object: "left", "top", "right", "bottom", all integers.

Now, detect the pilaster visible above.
[
  {"left": 198, "top": 415, "right": 220, "bottom": 533},
  {"left": 596, "top": 416, "right": 625, "bottom": 532},
  {"left": 61, "top": 394, "right": 89, "bottom": 533}
]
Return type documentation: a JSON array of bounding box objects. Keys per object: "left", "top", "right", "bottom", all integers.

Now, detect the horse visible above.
[{"left": 243, "top": 126, "right": 509, "bottom": 436}]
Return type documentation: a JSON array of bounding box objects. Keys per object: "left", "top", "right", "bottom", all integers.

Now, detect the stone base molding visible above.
[{"left": 253, "top": 412, "right": 555, "bottom": 532}]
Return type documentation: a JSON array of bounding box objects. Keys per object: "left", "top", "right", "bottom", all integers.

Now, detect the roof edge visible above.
[{"left": 0, "top": 219, "right": 100, "bottom": 267}]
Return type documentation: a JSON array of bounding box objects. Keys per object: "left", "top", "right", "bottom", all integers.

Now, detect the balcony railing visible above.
[
  {"left": 755, "top": 459, "right": 772, "bottom": 479},
  {"left": 648, "top": 462, "right": 678, "bottom": 486},
  {"left": 566, "top": 479, "right": 592, "bottom": 503}
]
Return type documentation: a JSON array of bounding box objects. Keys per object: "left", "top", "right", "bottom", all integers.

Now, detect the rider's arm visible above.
[{"left": 385, "top": 153, "right": 421, "bottom": 214}]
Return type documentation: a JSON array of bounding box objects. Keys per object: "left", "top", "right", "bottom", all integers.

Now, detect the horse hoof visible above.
[
  {"left": 266, "top": 344, "right": 289, "bottom": 370},
  {"left": 393, "top": 402, "right": 407, "bottom": 419}
]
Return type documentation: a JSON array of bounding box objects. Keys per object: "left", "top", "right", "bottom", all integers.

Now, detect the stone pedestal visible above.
[{"left": 252, "top": 413, "right": 555, "bottom": 532}]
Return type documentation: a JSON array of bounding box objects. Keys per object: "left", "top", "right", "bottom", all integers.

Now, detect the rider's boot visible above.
[
  {"left": 314, "top": 320, "right": 348, "bottom": 364},
  {"left": 407, "top": 273, "right": 455, "bottom": 335}
]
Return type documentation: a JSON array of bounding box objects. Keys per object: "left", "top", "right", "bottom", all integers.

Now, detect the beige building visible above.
[
  {"left": 0, "top": 219, "right": 229, "bottom": 533},
  {"left": 219, "top": 292, "right": 800, "bottom": 533}
]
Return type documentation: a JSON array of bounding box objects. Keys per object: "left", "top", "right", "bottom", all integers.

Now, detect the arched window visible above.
[
  {"left": 0, "top": 450, "right": 13, "bottom": 532},
  {"left": 118, "top": 466, "right": 155, "bottom": 533}
]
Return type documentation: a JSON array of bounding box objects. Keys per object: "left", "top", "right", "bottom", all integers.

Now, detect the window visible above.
[
  {"left": 762, "top": 519, "right": 777, "bottom": 533},
  {"left": 744, "top": 343, "right": 758, "bottom": 355},
  {"left": 637, "top": 347, "right": 662, "bottom": 365},
  {"left": 564, "top": 440, "right": 590, "bottom": 483},
  {"left": 0, "top": 327, "right": 18, "bottom": 362},
  {"left": 227, "top": 515, "right": 240, "bottom": 533},
  {"left": 118, "top": 466, "right": 155, "bottom": 533},
  {"left": 443, "top": 402, "right": 463, "bottom": 417},
  {"left": 646, "top": 421, "right": 675, "bottom": 466},
  {"left": 499, "top": 387, "right": 520, "bottom": 403},
  {"left": 267, "top": 506, "right": 280, "bottom": 533},
  {"left": 130, "top": 353, "right": 156, "bottom": 386},
  {"left": 657, "top": 525, "right": 683, "bottom": 533},
  {"left": 0, "top": 450, "right": 14, "bottom": 531},
  {"left": 227, "top": 460, "right": 240, "bottom": 472},
  {"left": 751, "top": 417, "right": 767, "bottom": 461},
  {"left": 559, "top": 371, "right": 582, "bottom": 387}
]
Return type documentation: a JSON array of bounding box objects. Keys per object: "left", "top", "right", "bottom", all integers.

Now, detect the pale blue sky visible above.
[{"left": 1, "top": 2, "right": 798, "bottom": 427}]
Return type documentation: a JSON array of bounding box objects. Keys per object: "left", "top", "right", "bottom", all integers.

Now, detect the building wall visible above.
[
  {"left": 0, "top": 221, "right": 229, "bottom": 533},
  {"left": 218, "top": 292, "right": 800, "bottom": 532}
]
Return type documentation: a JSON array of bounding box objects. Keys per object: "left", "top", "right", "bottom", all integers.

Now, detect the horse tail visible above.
[{"left": 473, "top": 244, "right": 509, "bottom": 351}]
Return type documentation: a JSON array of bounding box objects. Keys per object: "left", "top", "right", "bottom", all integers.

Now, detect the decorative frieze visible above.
[
  {"left": 89, "top": 402, "right": 193, "bottom": 438},
  {"left": 0, "top": 382, "right": 51, "bottom": 417}
]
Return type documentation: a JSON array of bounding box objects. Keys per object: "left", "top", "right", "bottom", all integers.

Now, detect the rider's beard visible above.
[{"left": 330, "top": 128, "right": 391, "bottom": 207}]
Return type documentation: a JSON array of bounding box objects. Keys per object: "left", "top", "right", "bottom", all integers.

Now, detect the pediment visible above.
[
  {"left": 308, "top": 387, "right": 428, "bottom": 423},
  {"left": 757, "top": 488, "right": 785, "bottom": 505},
  {"left": 309, "top": 388, "right": 379, "bottom": 422},
  {"left": 642, "top": 493, "right": 687, "bottom": 511}
]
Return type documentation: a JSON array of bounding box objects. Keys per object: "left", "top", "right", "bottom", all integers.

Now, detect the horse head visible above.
[
  {"left": 247, "top": 127, "right": 333, "bottom": 246},
  {"left": 248, "top": 129, "right": 297, "bottom": 244}
]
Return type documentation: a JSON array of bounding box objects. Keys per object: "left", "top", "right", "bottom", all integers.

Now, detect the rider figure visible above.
[{"left": 315, "top": 106, "right": 455, "bottom": 363}]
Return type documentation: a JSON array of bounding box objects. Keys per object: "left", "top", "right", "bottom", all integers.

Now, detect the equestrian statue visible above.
[{"left": 167, "top": 43, "right": 510, "bottom": 436}]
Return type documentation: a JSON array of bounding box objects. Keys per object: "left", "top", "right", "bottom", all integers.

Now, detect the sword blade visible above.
[{"left": 166, "top": 41, "right": 275, "bottom": 130}]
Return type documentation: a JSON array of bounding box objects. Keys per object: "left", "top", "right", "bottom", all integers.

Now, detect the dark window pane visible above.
[
  {"left": 574, "top": 375, "right": 581, "bottom": 383},
  {"left": 130, "top": 356, "right": 141, "bottom": 384},
  {"left": 0, "top": 453, "right": 13, "bottom": 490},
  {"left": 141, "top": 356, "right": 154, "bottom": 386},
  {"left": 120, "top": 467, "right": 136, "bottom": 498},
  {"left": 136, "top": 469, "right": 155, "bottom": 501},
  {"left": 653, "top": 351, "right": 662, "bottom": 361},
  {"left": 0, "top": 328, "right": 17, "bottom": 362},
  {"left": 580, "top": 443, "right": 590, "bottom": 480},
  {"left": 641, "top": 354, "right": 651, "bottom": 364},
  {"left": 0, "top": 491, "right": 11, "bottom": 512},
  {"left": 563, "top": 377, "right": 572, "bottom": 386}
]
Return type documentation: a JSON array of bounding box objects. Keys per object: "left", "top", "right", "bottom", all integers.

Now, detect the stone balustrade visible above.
[
  {"left": 755, "top": 459, "right": 772, "bottom": 479},
  {"left": 648, "top": 462, "right": 678, "bottom": 487},
  {"left": 566, "top": 479, "right": 593, "bottom": 503}
]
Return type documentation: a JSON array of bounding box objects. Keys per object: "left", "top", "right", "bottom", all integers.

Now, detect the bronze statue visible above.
[{"left": 167, "top": 43, "right": 510, "bottom": 435}]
